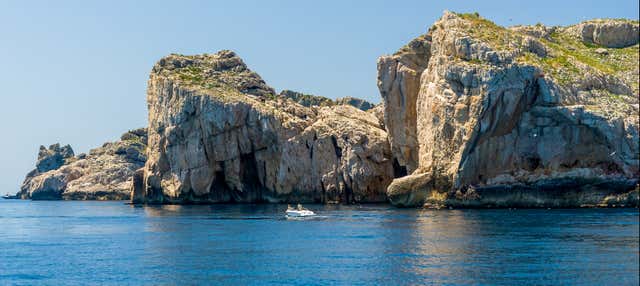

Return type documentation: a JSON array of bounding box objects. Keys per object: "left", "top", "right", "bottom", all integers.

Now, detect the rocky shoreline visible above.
[{"left": 17, "top": 12, "right": 639, "bottom": 208}]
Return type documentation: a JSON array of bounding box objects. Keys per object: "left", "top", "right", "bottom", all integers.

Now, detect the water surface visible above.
[{"left": 0, "top": 200, "right": 638, "bottom": 285}]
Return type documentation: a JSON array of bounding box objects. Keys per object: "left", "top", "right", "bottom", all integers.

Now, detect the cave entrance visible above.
[{"left": 393, "top": 158, "right": 408, "bottom": 178}]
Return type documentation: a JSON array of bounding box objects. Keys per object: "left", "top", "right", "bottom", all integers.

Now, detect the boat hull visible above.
[{"left": 286, "top": 210, "right": 315, "bottom": 217}]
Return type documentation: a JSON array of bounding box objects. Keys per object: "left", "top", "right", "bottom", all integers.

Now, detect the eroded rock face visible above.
[
  {"left": 378, "top": 12, "right": 639, "bottom": 207},
  {"left": 568, "top": 20, "right": 640, "bottom": 48},
  {"left": 134, "top": 51, "right": 394, "bottom": 204},
  {"left": 19, "top": 129, "right": 147, "bottom": 200}
]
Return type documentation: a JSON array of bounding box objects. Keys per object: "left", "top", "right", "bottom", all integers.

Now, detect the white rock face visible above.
[
  {"left": 378, "top": 12, "right": 639, "bottom": 207},
  {"left": 377, "top": 35, "right": 431, "bottom": 174},
  {"left": 568, "top": 20, "right": 640, "bottom": 48},
  {"left": 134, "top": 51, "right": 394, "bottom": 203}
]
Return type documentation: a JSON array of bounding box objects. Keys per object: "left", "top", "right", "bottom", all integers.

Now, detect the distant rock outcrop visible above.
[
  {"left": 19, "top": 129, "right": 147, "bottom": 200},
  {"left": 335, "top": 97, "right": 375, "bottom": 111},
  {"left": 279, "top": 90, "right": 376, "bottom": 111},
  {"left": 278, "top": 90, "right": 335, "bottom": 107},
  {"left": 377, "top": 12, "right": 639, "bottom": 207},
  {"left": 132, "top": 51, "right": 393, "bottom": 204}
]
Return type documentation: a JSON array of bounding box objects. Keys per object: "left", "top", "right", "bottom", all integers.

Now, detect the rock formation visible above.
[
  {"left": 18, "top": 12, "right": 639, "bottom": 208},
  {"left": 378, "top": 12, "right": 639, "bottom": 207},
  {"left": 132, "top": 51, "right": 393, "bottom": 204},
  {"left": 280, "top": 90, "right": 376, "bottom": 111},
  {"left": 568, "top": 19, "right": 639, "bottom": 48},
  {"left": 335, "top": 97, "right": 375, "bottom": 111},
  {"left": 279, "top": 90, "right": 335, "bottom": 107},
  {"left": 35, "top": 144, "right": 75, "bottom": 173},
  {"left": 377, "top": 34, "right": 431, "bottom": 174},
  {"left": 19, "top": 129, "right": 147, "bottom": 200}
]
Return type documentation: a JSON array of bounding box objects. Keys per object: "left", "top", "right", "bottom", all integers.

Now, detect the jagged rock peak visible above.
[
  {"left": 36, "top": 143, "right": 74, "bottom": 173},
  {"left": 151, "top": 50, "right": 275, "bottom": 97}
]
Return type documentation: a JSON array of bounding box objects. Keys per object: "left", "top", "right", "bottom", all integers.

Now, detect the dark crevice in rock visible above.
[
  {"left": 392, "top": 158, "right": 408, "bottom": 178},
  {"left": 211, "top": 170, "right": 231, "bottom": 201},
  {"left": 330, "top": 135, "right": 342, "bottom": 158}
]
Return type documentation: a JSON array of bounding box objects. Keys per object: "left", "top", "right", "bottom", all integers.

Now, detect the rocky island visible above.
[{"left": 19, "top": 12, "right": 639, "bottom": 207}]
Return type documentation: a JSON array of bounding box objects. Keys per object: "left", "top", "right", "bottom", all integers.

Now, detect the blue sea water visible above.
[{"left": 0, "top": 200, "right": 638, "bottom": 286}]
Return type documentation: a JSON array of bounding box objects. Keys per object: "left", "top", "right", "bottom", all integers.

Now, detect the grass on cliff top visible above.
[
  {"left": 452, "top": 12, "right": 638, "bottom": 89},
  {"left": 455, "top": 12, "right": 523, "bottom": 51},
  {"left": 517, "top": 31, "right": 639, "bottom": 86},
  {"left": 162, "top": 59, "right": 305, "bottom": 123},
  {"left": 163, "top": 58, "right": 252, "bottom": 102},
  {"left": 543, "top": 31, "right": 638, "bottom": 75}
]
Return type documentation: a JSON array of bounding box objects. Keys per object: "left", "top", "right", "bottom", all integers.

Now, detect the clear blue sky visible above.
[{"left": 1, "top": 0, "right": 638, "bottom": 193}]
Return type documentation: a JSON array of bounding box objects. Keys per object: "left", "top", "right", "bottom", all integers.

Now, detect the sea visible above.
[{"left": 0, "top": 200, "right": 638, "bottom": 285}]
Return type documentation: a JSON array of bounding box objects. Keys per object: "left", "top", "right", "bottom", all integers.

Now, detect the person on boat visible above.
[
  {"left": 287, "top": 204, "right": 292, "bottom": 211},
  {"left": 297, "top": 204, "right": 303, "bottom": 211}
]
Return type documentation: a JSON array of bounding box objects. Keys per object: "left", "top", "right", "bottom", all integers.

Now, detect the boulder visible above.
[{"left": 386, "top": 173, "right": 432, "bottom": 207}]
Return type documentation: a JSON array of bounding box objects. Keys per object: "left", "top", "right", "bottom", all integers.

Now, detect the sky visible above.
[{"left": 0, "top": 0, "right": 638, "bottom": 193}]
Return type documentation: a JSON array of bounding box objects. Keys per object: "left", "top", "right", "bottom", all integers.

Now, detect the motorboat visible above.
[
  {"left": 2, "top": 193, "right": 18, "bottom": 199},
  {"left": 286, "top": 204, "right": 315, "bottom": 217}
]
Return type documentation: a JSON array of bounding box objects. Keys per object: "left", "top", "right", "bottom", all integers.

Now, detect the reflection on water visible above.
[{"left": 0, "top": 200, "right": 638, "bottom": 285}]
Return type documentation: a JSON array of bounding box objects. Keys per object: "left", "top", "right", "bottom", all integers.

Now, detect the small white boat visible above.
[
  {"left": 2, "top": 193, "right": 18, "bottom": 199},
  {"left": 286, "top": 204, "right": 315, "bottom": 217}
]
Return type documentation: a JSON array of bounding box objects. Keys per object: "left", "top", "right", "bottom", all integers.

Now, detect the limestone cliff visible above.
[
  {"left": 377, "top": 34, "right": 431, "bottom": 174},
  {"left": 133, "top": 51, "right": 393, "bottom": 204},
  {"left": 378, "top": 12, "right": 639, "bottom": 207},
  {"left": 19, "top": 129, "right": 147, "bottom": 200}
]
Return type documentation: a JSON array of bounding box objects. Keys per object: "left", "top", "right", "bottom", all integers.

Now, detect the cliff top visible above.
[
  {"left": 448, "top": 12, "right": 637, "bottom": 84},
  {"left": 152, "top": 51, "right": 376, "bottom": 111},
  {"left": 395, "top": 11, "right": 639, "bottom": 120},
  {"left": 151, "top": 50, "right": 275, "bottom": 99}
]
